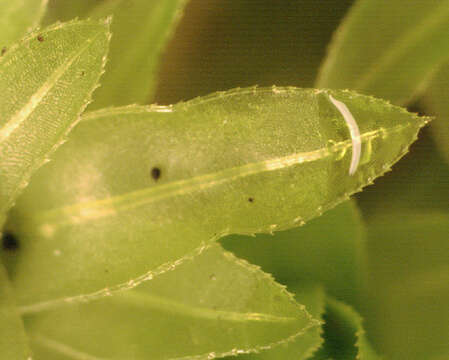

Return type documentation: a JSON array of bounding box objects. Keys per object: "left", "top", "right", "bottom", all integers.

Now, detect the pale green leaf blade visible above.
[
  {"left": 424, "top": 63, "right": 449, "bottom": 164},
  {"left": 0, "top": 263, "right": 31, "bottom": 360},
  {"left": 22, "top": 244, "right": 319, "bottom": 360},
  {"left": 234, "top": 285, "right": 325, "bottom": 360},
  {"left": 0, "top": 0, "right": 48, "bottom": 47},
  {"left": 222, "top": 201, "right": 367, "bottom": 306},
  {"left": 7, "top": 87, "right": 427, "bottom": 305},
  {"left": 317, "top": 0, "right": 449, "bottom": 105},
  {"left": 312, "top": 297, "right": 381, "bottom": 360},
  {"left": 88, "top": 0, "right": 189, "bottom": 108},
  {"left": 0, "top": 19, "right": 110, "bottom": 222}
]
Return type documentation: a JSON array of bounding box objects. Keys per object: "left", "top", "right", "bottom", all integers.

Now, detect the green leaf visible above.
[
  {"left": 312, "top": 297, "right": 381, "bottom": 360},
  {"left": 0, "top": 263, "right": 31, "bottom": 360},
  {"left": 317, "top": 0, "right": 449, "bottom": 105},
  {"left": 7, "top": 87, "right": 427, "bottom": 305},
  {"left": 233, "top": 285, "right": 325, "bottom": 360},
  {"left": 88, "top": 0, "right": 189, "bottom": 108},
  {"left": 424, "top": 63, "right": 449, "bottom": 164},
  {"left": 364, "top": 212, "right": 449, "bottom": 360},
  {"left": 21, "top": 244, "right": 319, "bottom": 360},
  {"left": 0, "top": 19, "right": 110, "bottom": 224},
  {"left": 0, "top": 0, "right": 47, "bottom": 47},
  {"left": 222, "top": 201, "right": 367, "bottom": 306}
]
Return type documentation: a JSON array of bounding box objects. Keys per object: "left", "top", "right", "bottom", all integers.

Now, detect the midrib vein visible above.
[
  {"left": 0, "top": 32, "right": 100, "bottom": 144},
  {"left": 36, "top": 123, "right": 410, "bottom": 229},
  {"left": 113, "top": 291, "right": 296, "bottom": 323},
  {"left": 354, "top": 0, "right": 449, "bottom": 90}
]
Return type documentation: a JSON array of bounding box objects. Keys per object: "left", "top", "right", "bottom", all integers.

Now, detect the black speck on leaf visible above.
[
  {"left": 2, "top": 232, "right": 19, "bottom": 251},
  {"left": 37, "top": 35, "right": 44, "bottom": 42},
  {"left": 151, "top": 167, "right": 161, "bottom": 181},
  {"left": 248, "top": 197, "right": 254, "bottom": 203},
  {"left": 1, "top": 47, "right": 6, "bottom": 56},
  {"left": 80, "top": 71, "right": 85, "bottom": 76}
]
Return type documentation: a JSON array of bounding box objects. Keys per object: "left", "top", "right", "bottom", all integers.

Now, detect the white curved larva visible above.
[{"left": 329, "top": 94, "right": 361, "bottom": 175}]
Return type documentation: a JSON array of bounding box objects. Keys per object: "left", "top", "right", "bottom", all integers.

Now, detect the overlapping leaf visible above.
[
  {"left": 21, "top": 244, "right": 319, "bottom": 360},
  {"left": 0, "top": 263, "right": 31, "bottom": 360},
  {"left": 317, "top": 0, "right": 449, "bottom": 105},
  {"left": 311, "top": 297, "right": 381, "bottom": 360},
  {"left": 0, "top": 0, "right": 48, "bottom": 47},
  {"left": 88, "top": 0, "right": 189, "bottom": 108},
  {"left": 222, "top": 201, "right": 367, "bottom": 306},
  {"left": 234, "top": 285, "right": 325, "bottom": 360},
  {"left": 6, "top": 87, "right": 427, "bottom": 306},
  {"left": 0, "top": 19, "right": 110, "bottom": 225}
]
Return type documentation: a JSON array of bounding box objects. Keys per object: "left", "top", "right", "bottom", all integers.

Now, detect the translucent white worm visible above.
[{"left": 329, "top": 94, "right": 361, "bottom": 175}]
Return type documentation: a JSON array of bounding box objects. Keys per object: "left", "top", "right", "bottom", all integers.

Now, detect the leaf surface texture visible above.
[
  {"left": 23, "top": 244, "right": 319, "bottom": 360},
  {"left": 7, "top": 87, "right": 427, "bottom": 305},
  {"left": 0, "top": 19, "right": 110, "bottom": 223}
]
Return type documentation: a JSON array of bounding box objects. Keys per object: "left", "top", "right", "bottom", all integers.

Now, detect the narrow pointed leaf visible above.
[
  {"left": 8, "top": 87, "right": 428, "bottom": 305},
  {"left": 311, "top": 297, "right": 381, "bottom": 360},
  {"left": 0, "top": 0, "right": 48, "bottom": 47},
  {"left": 317, "top": 0, "right": 449, "bottom": 105},
  {"left": 0, "top": 263, "right": 31, "bottom": 360},
  {"left": 234, "top": 285, "right": 325, "bottom": 360},
  {"left": 22, "top": 244, "right": 319, "bottom": 360},
  {"left": 88, "top": 0, "right": 189, "bottom": 108},
  {"left": 0, "top": 19, "right": 110, "bottom": 223}
]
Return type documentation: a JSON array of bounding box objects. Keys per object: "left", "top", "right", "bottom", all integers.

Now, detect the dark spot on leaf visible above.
[
  {"left": 151, "top": 167, "right": 161, "bottom": 181},
  {"left": 248, "top": 197, "right": 254, "bottom": 203},
  {"left": 37, "top": 35, "right": 44, "bottom": 42},
  {"left": 80, "top": 71, "right": 85, "bottom": 76},
  {"left": 1, "top": 47, "right": 6, "bottom": 56},
  {"left": 2, "top": 232, "right": 19, "bottom": 252}
]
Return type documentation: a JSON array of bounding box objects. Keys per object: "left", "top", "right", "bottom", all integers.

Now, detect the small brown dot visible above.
[
  {"left": 37, "top": 35, "right": 44, "bottom": 42},
  {"left": 151, "top": 167, "right": 161, "bottom": 181},
  {"left": 1, "top": 47, "right": 6, "bottom": 56},
  {"left": 80, "top": 71, "right": 85, "bottom": 76},
  {"left": 248, "top": 197, "right": 254, "bottom": 203}
]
